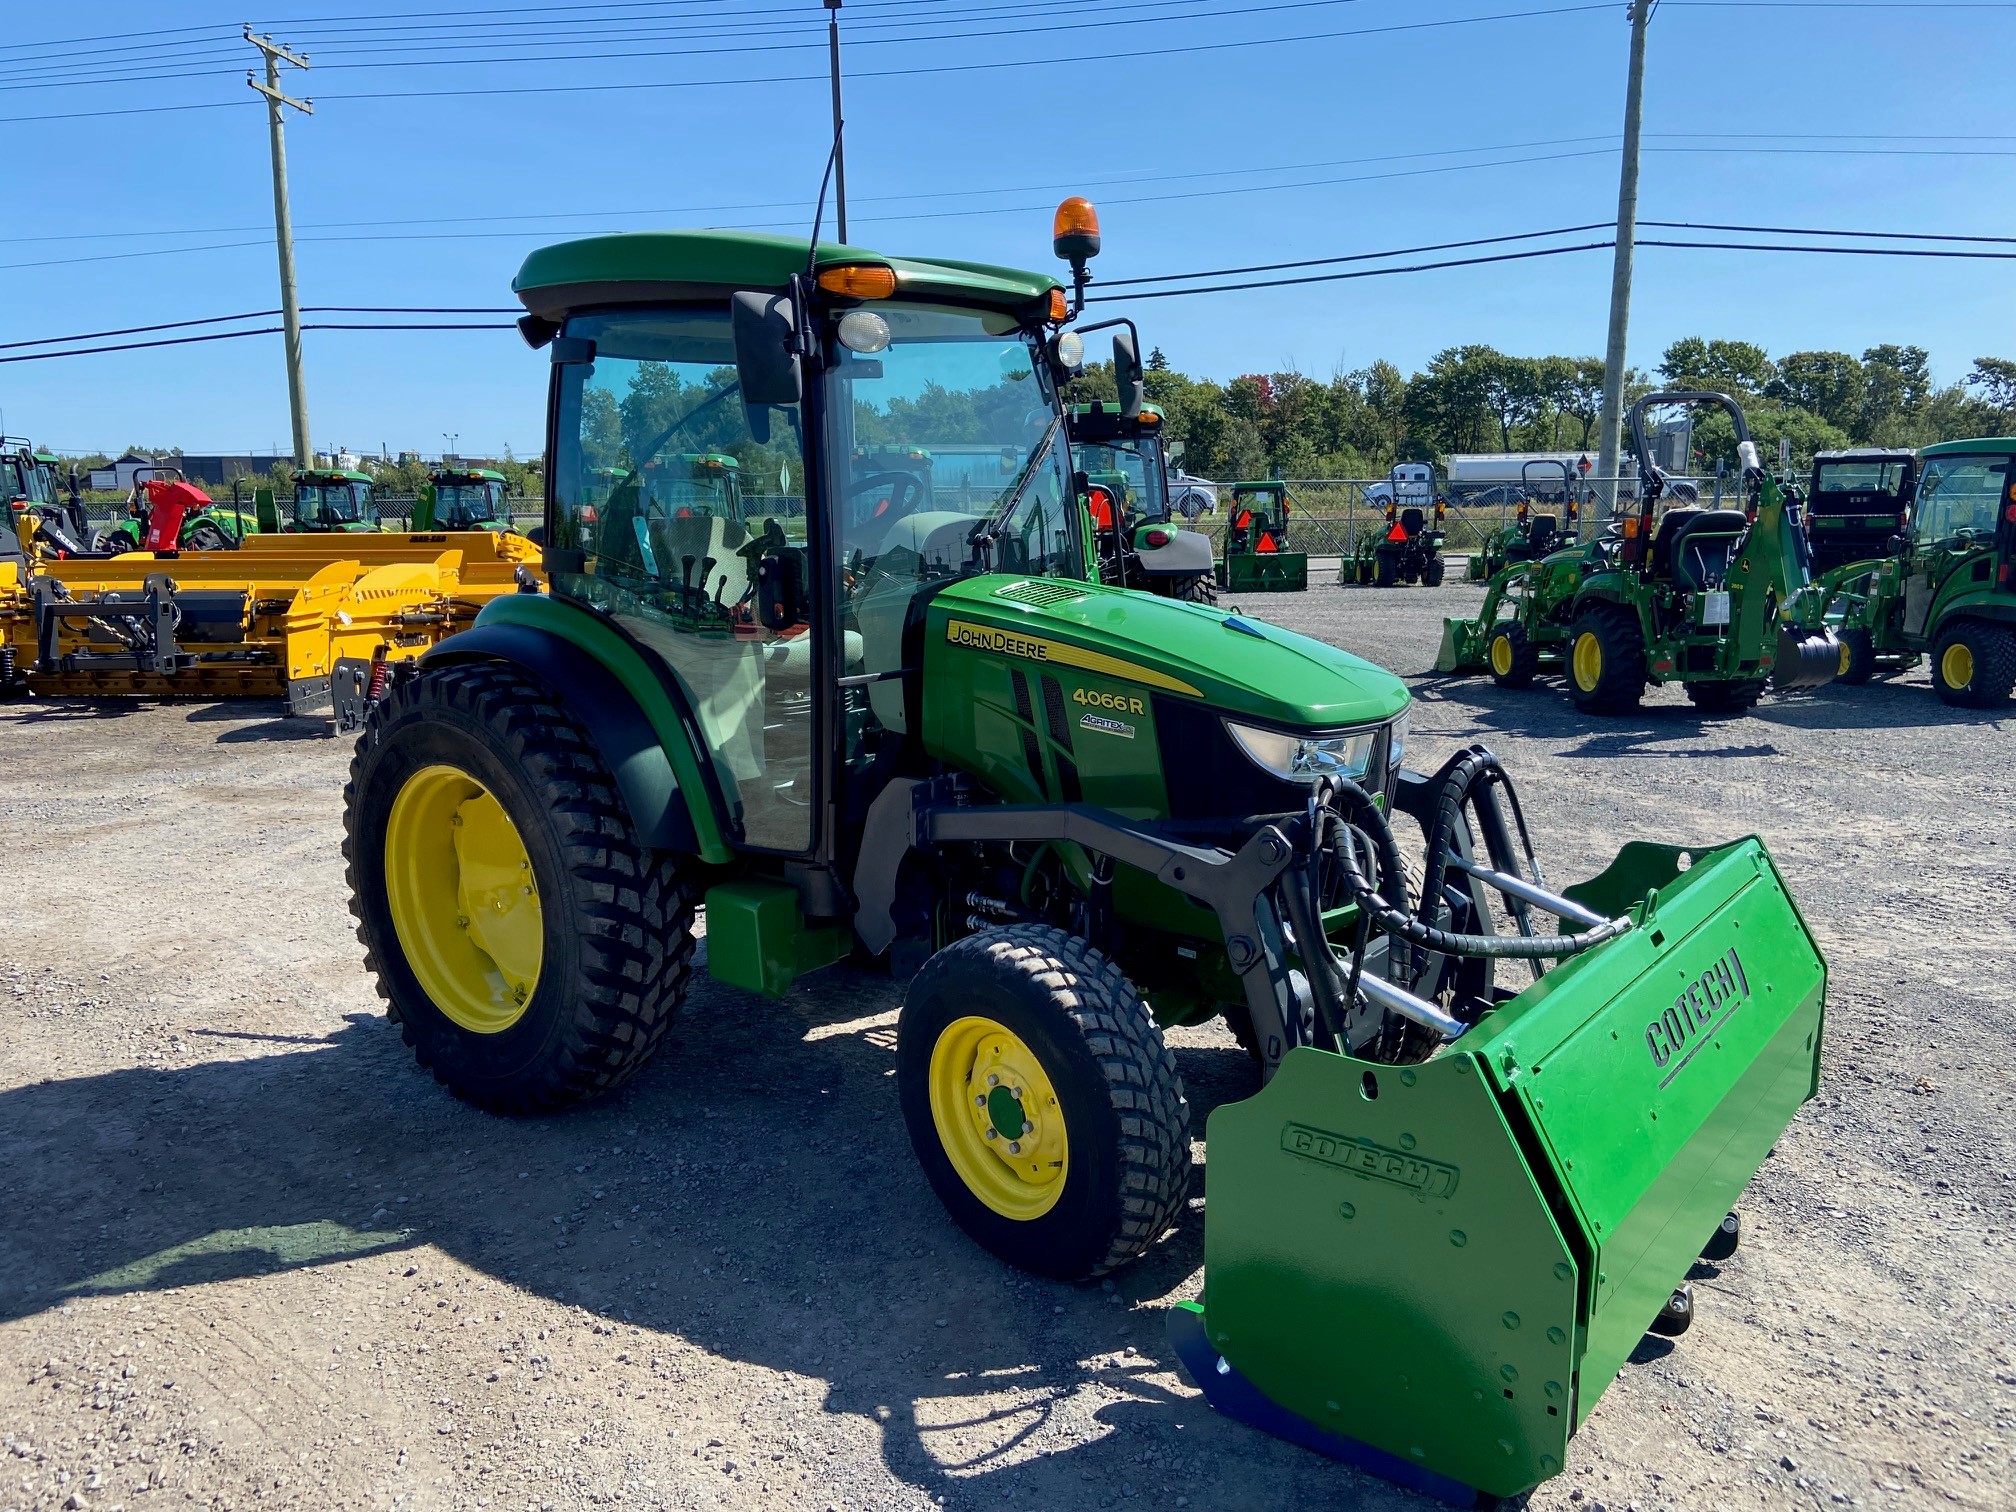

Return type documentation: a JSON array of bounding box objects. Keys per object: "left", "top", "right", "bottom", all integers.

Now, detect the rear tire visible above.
[
  {"left": 1686, "top": 679, "right": 1764, "bottom": 715},
  {"left": 344, "top": 662, "right": 696, "bottom": 1114},
  {"left": 183, "top": 518, "right": 234, "bottom": 551},
  {"left": 1836, "top": 628, "right": 1878, "bottom": 685},
  {"left": 1566, "top": 603, "right": 1645, "bottom": 714},
  {"left": 898, "top": 925, "right": 1190, "bottom": 1280},
  {"left": 1161, "top": 571, "right": 1218, "bottom": 605},
  {"left": 1374, "top": 552, "right": 1397, "bottom": 588},
  {"left": 1930, "top": 620, "right": 2016, "bottom": 708},
  {"left": 1421, "top": 555, "right": 1446, "bottom": 587},
  {"left": 1487, "top": 621, "right": 1540, "bottom": 689}
]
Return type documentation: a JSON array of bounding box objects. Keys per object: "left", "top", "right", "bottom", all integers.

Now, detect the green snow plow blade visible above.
[{"left": 1173, "top": 835, "right": 1825, "bottom": 1506}]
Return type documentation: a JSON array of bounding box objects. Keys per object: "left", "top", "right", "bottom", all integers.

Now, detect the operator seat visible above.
[
  {"left": 1651, "top": 508, "right": 1749, "bottom": 591},
  {"left": 1400, "top": 507, "right": 1426, "bottom": 538},
  {"left": 1508, "top": 515, "right": 1558, "bottom": 564}
]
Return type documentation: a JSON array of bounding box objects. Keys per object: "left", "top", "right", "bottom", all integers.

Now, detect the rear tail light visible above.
[{"left": 1144, "top": 527, "right": 1172, "bottom": 547}]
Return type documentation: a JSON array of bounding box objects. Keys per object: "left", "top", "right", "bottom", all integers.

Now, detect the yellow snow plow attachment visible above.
[{"left": 0, "top": 530, "right": 543, "bottom": 727}]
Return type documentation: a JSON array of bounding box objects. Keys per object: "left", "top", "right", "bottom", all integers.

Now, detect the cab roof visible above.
[
  {"left": 433, "top": 466, "right": 506, "bottom": 482},
  {"left": 1918, "top": 436, "right": 2016, "bottom": 458},
  {"left": 514, "top": 230, "right": 1061, "bottom": 320},
  {"left": 297, "top": 468, "right": 373, "bottom": 483}
]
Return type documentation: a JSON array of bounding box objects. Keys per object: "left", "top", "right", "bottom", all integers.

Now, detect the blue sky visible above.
[{"left": 5, "top": 0, "right": 2012, "bottom": 460}]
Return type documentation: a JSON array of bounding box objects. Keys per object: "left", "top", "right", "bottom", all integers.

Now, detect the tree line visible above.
[{"left": 1069, "top": 341, "right": 2016, "bottom": 481}]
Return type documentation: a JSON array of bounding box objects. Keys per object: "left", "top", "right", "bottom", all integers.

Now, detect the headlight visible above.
[
  {"left": 1225, "top": 719, "right": 1378, "bottom": 784},
  {"left": 1386, "top": 705, "right": 1411, "bottom": 775}
]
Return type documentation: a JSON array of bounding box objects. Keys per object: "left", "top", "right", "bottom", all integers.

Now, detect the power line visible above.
[
  {"left": 1088, "top": 241, "right": 1618, "bottom": 300},
  {"left": 0, "top": 322, "right": 514, "bottom": 367},
  {"left": 1641, "top": 238, "right": 2016, "bottom": 260},
  {"left": 27, "top": 0, "right": 1559, "bottom": 117},
  {"left": 1095, "top": 223, "right": 1620, "bottom": 288},
  {"left": 0, "top": 306, "right": 521, "bottom": 350},
  {"left": 1642, "top": 219, "right": 2016, "bottom": 245}
]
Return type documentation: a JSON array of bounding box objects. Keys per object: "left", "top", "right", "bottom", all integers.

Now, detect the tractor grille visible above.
[
  {"left": 1040, "top": 674, "right": 1082, "bottom": 803},
  {"left": 993, "top": 580, "right": 1086, "bottom": 608},
  {"left": 1009, "top": 669, "right": 1043, "bottom": 785}
]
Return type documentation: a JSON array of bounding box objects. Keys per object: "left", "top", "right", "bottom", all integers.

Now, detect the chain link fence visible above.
[{"left": 1273, "top": 475, "right": 1728, "bottom": 557}]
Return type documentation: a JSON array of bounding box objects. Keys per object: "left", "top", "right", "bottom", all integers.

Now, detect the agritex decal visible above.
[
  {"left": 1647, "top": 946, "right": 1751, "bottom": 1087},
  {"left": 944, "top": 619, "right": 1201, "bottom": 696},
  {"left": 1279, "top": 1122, "right": 1460, "bottom": 1199},
  {"left": 1078, "top": 713, "right": 1135, "bottom": 739}
]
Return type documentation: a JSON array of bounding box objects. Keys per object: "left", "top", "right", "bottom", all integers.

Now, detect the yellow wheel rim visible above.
[
  {"left": 1838, "top": 641, "right": 1852, "bottom": 676},
  {"left": 927, "top": 1016, "right": 1069, "bottom": 1221},
  {"left": 1572, "top": 631, "right": 1603, "bottom": 692},
  {"left": 1942, "top": 641, "right": 1974, "bottom": 690},
  {"left": 383, "top": 764, "right": 543, "bottom": 1034},
  {"left": 1490, "top": 633, "right": 1515, "bottom": 677}
]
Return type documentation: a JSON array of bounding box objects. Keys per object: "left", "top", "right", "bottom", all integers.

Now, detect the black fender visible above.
[
  {"left": 422, "top": 624, "right": 700, "bottom": 853},
  {"left": 1936, "top": 601, "right": 2016, "bottom": 635}
]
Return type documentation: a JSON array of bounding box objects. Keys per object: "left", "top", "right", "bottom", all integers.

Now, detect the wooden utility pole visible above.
[
  {"left": 1594, "top": 0, "right": 1653, "bottom": 515},
  {"left": 824, "top": 0, "right": 848, "bottom": 241},
  {"left": 246, "top": 31, "right": 314, "bottom": 468}
]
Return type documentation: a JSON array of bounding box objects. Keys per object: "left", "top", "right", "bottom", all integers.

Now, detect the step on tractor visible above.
[
  {"left": 1218, "top": 481, "right": 1308, "bottom": 592},
  {"left": 1347, "top": 464, "right": 1445, "bottom": 586},
  {"left": 1467, "top": 460, "right": 1581, "bottom": 581},
  {"left": 417, "top": 465, "right": 517, "bottom": 533},
  {"left": 91, "top": 467, "right": 256, "bottom": 554},
  {"left": 339, "top": 203, "right": 1827, "bottom": 1507},
  {"left": 1436, "top": 392, "right": 1841, "bottom": 715},
  {"left": 1823, "top": 436, "right": 2016, "bottom": 706},
  {"left": 1069, "top": 399, "right": 1219, "bottom": 603},
  {"left": 1804, "top": 447, "right": 1916, "bottom": 574}
]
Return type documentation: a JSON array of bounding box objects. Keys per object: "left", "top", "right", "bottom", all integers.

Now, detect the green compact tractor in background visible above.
[
  {"left": 1360, "top": 463, "right": 1447, "bottom": 587},
  {"left": 416, "top": 465, "right": 517, "bottom": 533},
  {"left": 341, "top": 213, "right": 1825, "bottom": 1507},
  {"left": 90, "top": 465, "right": 258, "bottom": 552},
  {"left": 1467, "top": 459, "right": 1581, "bottom": 581},
  {"left": 1218, "top": 481, "right": 1308, "bottom": 592},
  {"left": 1804, "top": 447, "right": 1916, "bottom": 574},
  {"left": 1438, "top": 392, "right": 1840, "bottom": 715},
  {"left": 1069, "top": 399, "right": 1219, "bottom": 603},
  {"left": 1825, "top": 436, "right": 2016, "bottom": 706},
  {"left": 291, "top": 468, "right": 387, "bottom": 532}
]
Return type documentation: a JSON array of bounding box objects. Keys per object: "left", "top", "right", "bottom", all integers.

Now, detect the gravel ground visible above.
[{"left": 1, "top": 569, "right": 2011, "bottom": 1512}]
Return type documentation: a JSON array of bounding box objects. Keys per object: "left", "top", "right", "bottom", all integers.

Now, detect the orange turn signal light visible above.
[
  {"left": 816, "top": 264, "right": 897, "bottom": 300},
  {"left": 1047, "top": 287, "right": 1068, "bottom": 322}
]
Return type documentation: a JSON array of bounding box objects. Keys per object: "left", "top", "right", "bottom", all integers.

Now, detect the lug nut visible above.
[
  {"left": 1008, "top": 1142, "right": 1021, "bottom": 1155},
  {"left": 987, "top": 1073, "right": 999, "bottom": 1086},
  {"left": 985, "top": 1128, "right": 998, "bottom": 1140}
]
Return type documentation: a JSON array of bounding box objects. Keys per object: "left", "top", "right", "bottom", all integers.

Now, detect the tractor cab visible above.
[
  {"left": 1069, "top": 400, "right": 1218, "bottom": 600},
  {"left": 1806, "top": 448, "right": 1916, "bottom": 573},
  {"left": 424, "top": 466, "right": 511, "bottom": 531},
  {"left": 291, "top": 469, "right": 383, "bottom": 532}
]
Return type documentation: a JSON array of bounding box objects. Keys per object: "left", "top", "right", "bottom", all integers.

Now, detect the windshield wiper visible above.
[{"left": 970, "top": 414, "right": 1063, "bottom": 559}]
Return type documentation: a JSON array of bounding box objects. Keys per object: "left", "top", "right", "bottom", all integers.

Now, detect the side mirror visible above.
[
  {"left": 731, "top": 292, "right": 802, "bottom": 407},
  {"left": 517, "top": 314, "right": 560, "bottom": 350},
  {"left": 1167, "top": 440, "right": 1185, "bottom": 466},
  {"left": 1112, "top": 330, "right": 1144, "bottom": 421},
  {"left": 1887, "top": 534, "right": 1906, "bottom": 554}
]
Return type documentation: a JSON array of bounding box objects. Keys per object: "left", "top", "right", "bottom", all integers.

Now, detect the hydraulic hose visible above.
[{"left": 1322, "top": 774, "right": 1632, "bottom": 961}]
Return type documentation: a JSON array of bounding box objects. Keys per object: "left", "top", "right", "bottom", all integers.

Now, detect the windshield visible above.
[
  {"left": 3, "top": 456, "right": 40, "bottom": 504},
  {"left": 1815, "top": 460, "right": 1909, "bottom": 497},
  {"left": 1074, "top": 436, "right": 1168, "bottom": 523},
  {"left": 435, "top": 481, "right": 501, "bottom": 524},
  {"left": 1912, "top": 454, "right": 2008, "bottom": 542},
  {"left": 296, "top": 481, "right": 375, "bottom": 526},
  {"left": 824, "top": 302, "right": 1078, "bottom": 583}
]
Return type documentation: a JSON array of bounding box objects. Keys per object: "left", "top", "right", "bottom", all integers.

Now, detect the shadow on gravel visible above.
[{"left": 0, "top": 980, "right": 1429, "bottom": 1509}]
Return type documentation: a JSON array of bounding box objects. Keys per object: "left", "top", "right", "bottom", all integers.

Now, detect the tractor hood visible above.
[{"left": 926, "top": 575, "right": 1410, "bottom": 729}]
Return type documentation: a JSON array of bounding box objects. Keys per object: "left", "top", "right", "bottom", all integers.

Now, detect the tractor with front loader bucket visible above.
[
  {"left": 1467, "top": 459, "right": 1581, "bottom": 581},
  {"left": 1822, "top": 436, "right": 2016, "bottom": 706},
  {"left": 1436, "top": 392, "right": 1840, "bottom": 715},
  {"left": 1069, "top": 400, "right": 1219, "bottom": 602},
  {"left": 1218, "top": 481, "right": 1308, "bottom": 592},
  {"left": 339, "top": 205, "right": 1827, "bottom": 1508}
]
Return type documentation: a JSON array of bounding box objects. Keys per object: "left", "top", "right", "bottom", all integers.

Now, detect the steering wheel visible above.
[{"left": 845, "top": 471, "right": 924, "bottom": 524}]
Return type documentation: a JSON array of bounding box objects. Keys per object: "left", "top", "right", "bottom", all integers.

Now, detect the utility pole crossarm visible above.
[
  {"left": 247, "top": 77, "right": 312, "bottom": 113},
  {"left": 244, "top": 31, "right": 311, "bottom": 70}
]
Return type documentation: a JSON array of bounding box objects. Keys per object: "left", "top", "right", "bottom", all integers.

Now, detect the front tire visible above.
[
  {"left": 1566, "top": 603, "right": 1646, "bottom": 714},
  {"left": 1836, "top": 628, "right": 1878, "bottom": 685},
  {"left": 898, "top": 926, "right": 1190, "bottom": 1280},
  {"left": 344, "top": 662, "right": 696, "bottom": 1114},
  {"left": 1930, "top": 620, "right": 2016, "bottom": 708},
  {"left": 1487, "top": 621, "right": 1540, "bottom": 689}
]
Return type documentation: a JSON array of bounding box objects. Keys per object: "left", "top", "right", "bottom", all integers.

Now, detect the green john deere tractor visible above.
[
  {"left": 291, "top": 468, "right": 386, "bottom": 532},
  {"left": 1437, "top": 392, "right": 1840, "bottom": 715},
  {"left": 1219, "top": 481, "right": 1308, "bottom": 592},
  {"left": 1823, "top": 436, "right": 2016, "bottom": 706},
  {"left": 342, "top": 215, "right": 1826, "bottom": 1507},
  {"left": 1069, "top": 399, "right": 1219, "bottom": 603},
  {"left": 417, "top": 465, "right": 517, "bottom": 533},
  {"left": 1467, "top": 460, "right": 1582, "bottom": 581}
]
